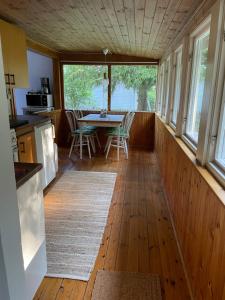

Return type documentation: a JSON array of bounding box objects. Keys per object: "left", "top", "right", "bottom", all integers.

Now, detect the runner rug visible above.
[{"left": 44, "top": 171, "right": 117, "bottom": 281}]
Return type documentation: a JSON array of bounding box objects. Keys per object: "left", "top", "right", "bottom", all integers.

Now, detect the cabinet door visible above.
[
  {"left": 0, "top": 19, "right": 29, "bottom": 88},
  {"left": 18, "top": 132, "right": 36, "bottom": 163}
]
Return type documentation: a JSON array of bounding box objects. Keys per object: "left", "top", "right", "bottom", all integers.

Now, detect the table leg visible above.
[
  {"left": 80, "top": 132, "right": 83, "bottom": 159},
  {"left": 117, "top": 128, "right": 120, "bottom": 161}
]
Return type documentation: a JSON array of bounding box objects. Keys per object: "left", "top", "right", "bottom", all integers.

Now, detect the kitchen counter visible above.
[
  {"left": 10, "top": 115, "right": 51, "bottom": 136},
  {"left": 10, "top": 115, "right": 51, "bottom": 129},
  {"left": 14, "top": 162, "right": 42, "bottom": 189}
]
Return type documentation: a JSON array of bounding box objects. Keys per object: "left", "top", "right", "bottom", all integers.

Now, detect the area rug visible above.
[
  {"left": 44, "top": 171, "right": 117, "bottom": 281},
  {"left": 91, "top": 271, "right": 162, "bottom": 300}
]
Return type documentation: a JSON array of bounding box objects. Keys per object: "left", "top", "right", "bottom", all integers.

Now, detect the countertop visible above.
[
  {"left": 14, "top": 162, "right": 42, "bottom": 189},
  {"left": 10, "top": 115, "right": 51, "bottom": 130}
]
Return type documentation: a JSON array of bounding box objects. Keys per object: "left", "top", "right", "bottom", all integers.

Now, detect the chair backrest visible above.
[
  {"left": 73, "top": 110, "right": 83, "bottom": 128},
  {"left": 74, "top": 110, "right": 83, "bottom": 119},
  {"left": 65, "top": 110, "right": 77, "bottom": 133},
  {"left": 123, "top": 112, "right": 135, "bottom": 135}
]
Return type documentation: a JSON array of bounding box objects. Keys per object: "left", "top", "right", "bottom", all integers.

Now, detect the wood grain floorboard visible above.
[{"left": 34, "top": 148, "right": 191, "bottom": 300}]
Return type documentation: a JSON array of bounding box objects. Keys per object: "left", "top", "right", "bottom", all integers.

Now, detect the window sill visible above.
[
  {"left": 207, "top": 162, "right": 225, "bottom": 190},
  {"left": 162, "top": 120, "right": 225, "bottom": 207},
  {"left": 169, "top": 121, "right": 176, "bottom": 131},
  {"left": 181, "top": 134, "right": 197, "bottom": 154}
]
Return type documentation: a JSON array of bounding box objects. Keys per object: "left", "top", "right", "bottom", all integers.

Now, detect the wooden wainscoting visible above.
[
  {"left": 155, "top": 115, "right": 225, "bottom": 299},
  {"left": 129, "top": 111, "right": 154, "bottom": 150}
]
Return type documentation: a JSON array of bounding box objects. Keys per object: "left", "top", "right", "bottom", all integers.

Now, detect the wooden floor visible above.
[{"left": 34, "top": 148, "right": 191, "bottom": 300}]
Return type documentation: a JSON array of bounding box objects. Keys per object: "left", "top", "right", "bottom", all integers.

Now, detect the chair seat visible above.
[
  {"left": 72, "top": 128, "right": 93, "bottom": 135},
  {"left": 82, "top": 125, "right": 97, "bottom": 131},
  {"left": 106, "top": 127, "right": 129, "bottom": 138}
]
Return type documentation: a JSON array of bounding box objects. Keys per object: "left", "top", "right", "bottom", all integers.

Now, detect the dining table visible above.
[{"left": 78, "top": 113, "right": 125, "bottom": 160}]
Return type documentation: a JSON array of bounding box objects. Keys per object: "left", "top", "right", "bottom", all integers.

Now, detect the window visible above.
[
  {"left": 157, "top": 63, "right": 165, "bottom": 114},
  {"left": 63, "top": 64, "right": 108, "bottom": 110},
  {"left": 63, "top": 64, "right": 158, "bottom": 111},
  {"left": 111, "top": 65, "right": 157, "bottom": 111},
  {"left": 215, "top": 105, "right": 225, "bottom": 170},
  {"left": 185, "top": 28, "right": 210, "bottom": 145},
  {"left": 171, "top": 47, "right": 182, "bottom": 126},
  {"left": 162, "top": 57, "right": 171, "bottom": 118}
]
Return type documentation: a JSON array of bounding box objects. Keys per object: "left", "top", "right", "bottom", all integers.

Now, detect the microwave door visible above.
[{"left": 26, "top": 95, "right": 42, "bottom": 106}]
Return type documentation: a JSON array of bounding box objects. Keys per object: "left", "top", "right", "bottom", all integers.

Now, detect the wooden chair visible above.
[
  {"left": 65, "top": 110, "right": 96, "bottom": 159},
  {"left": 105, "top": 112, "right": 135, "bottom": 159},
  {"left": 73, "top": 109, "right": 101, "bottom": 150}
]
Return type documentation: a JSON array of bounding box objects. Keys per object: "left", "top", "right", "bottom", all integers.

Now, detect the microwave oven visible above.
[{"left": 26, "top": 94, "right": 53, "bottom": 107}]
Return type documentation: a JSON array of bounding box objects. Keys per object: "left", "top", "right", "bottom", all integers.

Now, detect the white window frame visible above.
[
  {"left": 169, "top": 45, "right": 183, "bottom": 130},
  {"left": 162, "top": 56, "right": 171, "bottom": 120},
  {"left": 157, "top": 63, "right": 165, "bottom": 114},
  {"left": 206, "top": 1, "right": 225, "bottom": 187},
  {"left": 181, "top": 16, "right": 211, "bottom": 153}
]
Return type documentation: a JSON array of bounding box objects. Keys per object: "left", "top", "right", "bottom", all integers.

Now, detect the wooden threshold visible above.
[{"left": 34, "top": 148, "right": 190, "bottom": 300}]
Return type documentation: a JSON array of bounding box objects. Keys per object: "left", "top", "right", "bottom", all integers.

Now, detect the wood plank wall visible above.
[
  {"left": 129, "top": 111, "right": 154, "bottom": 149},
  {"left": 155, "top": 116, "right": 225, "bottom": 299}
]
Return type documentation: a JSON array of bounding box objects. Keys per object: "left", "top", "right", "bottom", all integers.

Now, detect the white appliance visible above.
[
  {"left": 35, "top": 122, "right": 57, "bottom": 189},
  {"left": 26, "top": 94, "right": 53, "bottom": 107},
  {"left": 17, "top": 170, "right": 47, "bottom": 300},
  {"left": 10, "top": 128, "right": 19, "bottom": 162}
]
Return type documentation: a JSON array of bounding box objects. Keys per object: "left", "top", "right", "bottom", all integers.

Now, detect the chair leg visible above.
[
  {"left": 125, "top": 139, "right": 128, "bottom": 159},
  {"left": 69, "top": 136, "right": 75, "bottom": 158},
  {"left": 95, "top": 132, "right": 101, "bottom": 149},
  {"left": 122, "top": 138, "right": 126, "bottom": 154},
  {"left": 104, "top": 136, "right": 110, "bottom": 152},
  {"left": 80, "top": 133, "right": 83, "bottom": 160},
  {"left": 90, "top": 136, "right": 96, "bottom": 153},
  {"left": 87, "top": 137, "right": 91, "bottom": 159},
  {"left": 106, "top": 137, "right": 112, "bottom": 159}
]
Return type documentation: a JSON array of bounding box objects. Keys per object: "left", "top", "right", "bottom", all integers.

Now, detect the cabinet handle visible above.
[{"left": 20, "top": 142, "right": 25, "bottom": 153}]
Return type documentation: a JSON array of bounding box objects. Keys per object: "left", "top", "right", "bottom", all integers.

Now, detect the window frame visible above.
[
  {"left": 162, "top": 56, "right": 171, "bottom": 119},
  {"left": 181, "top": 17, "right": 211, "bottom": 152},
  {"left": 169, "top": 45, "right": 183, "bottom": 129},
  {"left": 156, "top": 62, "right": 165, "bottom": 114},
  {"left": 207, "top": 36, "right": 225, "bottom": 186}
]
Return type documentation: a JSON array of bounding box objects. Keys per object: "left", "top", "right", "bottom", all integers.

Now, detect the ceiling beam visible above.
[
  {"left": 59, "top": 52, "right": 159, "bottom": 65},
  {"left": 27, "top": 38, "right": 60, "bottom": 59}
]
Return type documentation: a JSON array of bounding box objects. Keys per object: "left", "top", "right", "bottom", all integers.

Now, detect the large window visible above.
[
  {"left": 185, "top": 28, "right": 210, "bottom": 145},
  {"left": 63, "top": 64, "right": 108, "bottom": 110},
  {"left": 63, "top": 64, "right": 158, "bottom": 111},
  {"left": 171, "top": 47, "right": 182, "bottom": 126}
]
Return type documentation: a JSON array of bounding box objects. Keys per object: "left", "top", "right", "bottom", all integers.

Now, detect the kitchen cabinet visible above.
[
  {"left": 0, "top": 19, "right": 29, "bottom": 88},
  {"left": 18, "top": 131, "right": 37, "bottom": 163}
]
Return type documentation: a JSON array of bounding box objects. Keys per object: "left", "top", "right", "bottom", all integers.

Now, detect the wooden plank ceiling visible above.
[{"left": 0, "top": 0, "right": 204, "bottom": 59}]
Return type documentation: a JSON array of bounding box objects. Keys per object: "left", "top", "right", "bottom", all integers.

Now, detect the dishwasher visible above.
[{"left": 34, "top": 122, "right": 57, "bottom": 189}]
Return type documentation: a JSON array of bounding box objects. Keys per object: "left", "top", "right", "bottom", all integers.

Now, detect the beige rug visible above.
[
  {"left": 44, "top": 171, "right": 117, "bottom": 281},
  {"left": 91, "top": 271, "right": 162, "bottom": 300}
]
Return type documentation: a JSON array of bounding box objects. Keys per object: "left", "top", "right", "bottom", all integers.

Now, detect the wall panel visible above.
[{"left": 155, "top": 116, "right": 225, "bottom": 299}]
